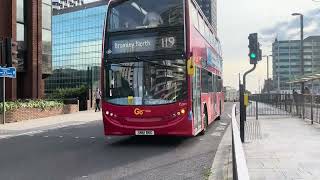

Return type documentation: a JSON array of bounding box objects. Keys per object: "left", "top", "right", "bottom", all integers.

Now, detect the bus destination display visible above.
[{"left": 109, "top": 35, "right": 178, "bottom": 54}]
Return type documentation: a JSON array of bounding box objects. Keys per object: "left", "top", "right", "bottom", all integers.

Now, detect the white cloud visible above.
[{"left": 218, "top": 0, "right": 319, "bottom": 92}]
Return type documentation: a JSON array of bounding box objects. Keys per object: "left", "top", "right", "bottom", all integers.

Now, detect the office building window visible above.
[
  {"left": 16, "top": 0, "right": 25, "bottom": 71},
  {"left": 42, "top": 1, "right": 52, "bottom": 75},
  {"left": 42, "top": 4, "right": 52, "bottom": 30},
  {"left": 17, "top": 0, "right": 24, "bottom": 23}
]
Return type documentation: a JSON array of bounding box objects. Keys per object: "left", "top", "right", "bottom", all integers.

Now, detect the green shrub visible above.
[
  {"left": 48, "top": 86, "right": 88, "bottom": 100},
  {"left": 0, "top": 99, "right": 64, "bottom": 112}
]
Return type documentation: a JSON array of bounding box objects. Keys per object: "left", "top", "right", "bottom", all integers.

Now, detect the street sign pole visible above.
[
  {"left": 0, "top": 66, "right": 16, "bottom": 124},
  {"left": 2, "top": 77, "right": 5, "bottom": 124}
]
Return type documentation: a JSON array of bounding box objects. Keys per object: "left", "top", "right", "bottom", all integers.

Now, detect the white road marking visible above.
[
  {"left": 90, "top": 137, "right": 96, "bottom": 139},
  {"left": 216, "top": 126, "right": 225, "bottom": 131},
  {"left": 43, "top": 136, "right": 49, "bottom": 138},
  {"left": 22, "top": 130, "right": 44, "bottom": 136},
  {"left": 228, "top": 114, "right": 232, "bottom": 118},
  {"left": 199, "top": 138, "right": 204, "bottom": 141},
  {"left": 59, "top": 136, "right": 63, "bottom": 138},
  {"left": 219, "top": 122, "right": 228, "bottom": 126},
  {"left": 75, "top": 137, "right": 79, "bottom": 139},
  {"left": 211, "top": 132, "right": 222, "bottom": 136}
]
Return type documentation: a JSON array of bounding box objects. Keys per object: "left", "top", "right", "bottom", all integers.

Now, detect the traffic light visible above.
[
  {"left": 248, "top": 33, "right": 261, "bottom": 64},
  {"left": 5, "top": 37, "right": 18, "bottom": 67}
]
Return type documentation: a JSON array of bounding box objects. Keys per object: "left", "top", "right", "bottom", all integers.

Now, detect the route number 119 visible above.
[{"left": 161, "top": 37, "right": 176, "bottom": 48}]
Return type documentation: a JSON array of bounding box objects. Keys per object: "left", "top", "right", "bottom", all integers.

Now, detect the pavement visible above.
[
  {"left": 0, "top": 110, "right": 101, "bottom": 139},
  {"left": 209, "top": 125, "right": 233, "bottom": 180},
  {"left": 244, "top": 104, "right": 320, "bottom": 180},
  {"left": 0, "top": 103, "right": 234, "bottom": 180}
]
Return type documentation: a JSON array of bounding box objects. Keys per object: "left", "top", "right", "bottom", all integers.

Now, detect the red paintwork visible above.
[
  {"left": 188, "top": 1, "right": 224, "bottom": 132},
  {"left": 101, "top": 0, "right": 224, "bottom": 137},
  {"left": 102, "top": 101, "right": 193, "bottom": 136}
]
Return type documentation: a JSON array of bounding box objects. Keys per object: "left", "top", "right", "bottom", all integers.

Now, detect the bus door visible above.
[{"left": 193, "top": 67, "right": 202, "bottom": 132}]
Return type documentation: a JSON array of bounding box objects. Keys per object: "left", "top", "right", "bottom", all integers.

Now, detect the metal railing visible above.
[
  {"left": 232, "top": 104, "right": 250, "bottom": 180},
  {"left": 247, "top": 93, "right": 320, "bottom": 124}
]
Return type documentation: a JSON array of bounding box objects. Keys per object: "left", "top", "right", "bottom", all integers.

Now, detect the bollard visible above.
[
  {"left": 239, "top": 84, "right": 245, "bottom": 143},
  {"left": 256, "top": 97, "right": 258, "bottom": 120},
  {"left": 311, "top": 95, "right": 314, "bottom": 124},
  {"left": 303, "top": 95, "right": 305, "bottom": 119},
  {"left": 285, "top": 94, "right": 288, "bottom": 112}
]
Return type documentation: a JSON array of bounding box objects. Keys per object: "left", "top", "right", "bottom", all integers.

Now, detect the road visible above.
[{"left": 0, "top": 103, "right": 234, "bottom": 180}]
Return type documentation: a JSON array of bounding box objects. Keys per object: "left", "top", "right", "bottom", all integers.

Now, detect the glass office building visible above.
[
  {"left": 272, "top": 36, "right": 320, "bottom": 92},
  {"left": 45, "top": 1, "right": 107, "bottom": 94}
]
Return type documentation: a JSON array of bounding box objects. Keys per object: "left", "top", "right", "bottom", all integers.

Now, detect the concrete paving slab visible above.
[{"left": 243, "top": 114, "right": 320, "bottom": 180}]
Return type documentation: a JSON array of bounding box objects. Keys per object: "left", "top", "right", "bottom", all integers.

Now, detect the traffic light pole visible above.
[
  {"left": 243, "top": 64, "right": 257, "bottom": 94},
  {"left": 240, "top": 64, "right": 257, "bottom": 142}
]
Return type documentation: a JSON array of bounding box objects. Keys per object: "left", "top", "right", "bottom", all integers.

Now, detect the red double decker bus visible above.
[{"left": 102, "top": 0, "right": 224, "bottom": 136}]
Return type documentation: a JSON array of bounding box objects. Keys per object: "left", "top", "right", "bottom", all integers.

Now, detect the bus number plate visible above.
[{"left": 135, "top": 130, "right": 155, "bottom": 136}]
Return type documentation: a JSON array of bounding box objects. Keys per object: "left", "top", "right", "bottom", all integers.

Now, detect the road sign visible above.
[{"left": 0, "top": 67, "right": 16, "bottom": 78}]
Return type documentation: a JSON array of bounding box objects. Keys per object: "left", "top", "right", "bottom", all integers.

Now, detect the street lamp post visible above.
[
  {"left": 263, "top": 55, "right": 272, "bottom": 93},
  {"left": 292, "top": 13, "right": 304, "bottom": 94}
]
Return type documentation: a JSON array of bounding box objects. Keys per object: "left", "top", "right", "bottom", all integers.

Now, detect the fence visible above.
[{"left": 247, "top": 93, "right": 320, "bottom": 124}]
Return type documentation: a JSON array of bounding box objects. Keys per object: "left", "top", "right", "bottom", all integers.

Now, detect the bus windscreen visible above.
[{"left": 106, "top": 58, "right": 187, "bottom": 105}]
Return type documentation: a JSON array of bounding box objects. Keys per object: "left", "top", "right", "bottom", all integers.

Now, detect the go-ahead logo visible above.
[{"left": 134, "top": 108, "right": 151, "bottom": 116}]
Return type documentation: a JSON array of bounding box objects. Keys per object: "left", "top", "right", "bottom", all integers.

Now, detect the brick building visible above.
[{"left": 0, "top": 0, "right": 52, "bottom": 100}]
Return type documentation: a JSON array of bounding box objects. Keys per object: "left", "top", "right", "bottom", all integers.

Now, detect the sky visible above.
[{"left": 218, "top": 0, "right": 320, "bottom": 93}]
